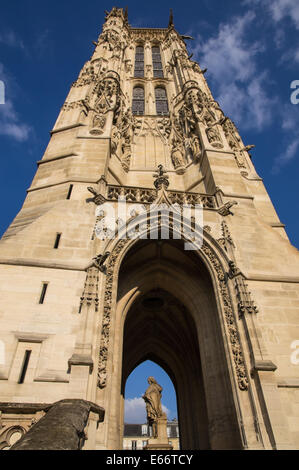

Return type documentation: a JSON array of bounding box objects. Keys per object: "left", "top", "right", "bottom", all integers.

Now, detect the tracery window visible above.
[
  {"left": 134, "top": 45, "right": 144, "bottom": 78},
  {"left": 152, "top": 46, "right": 164, "bottom": 78},
  {"left": 155, "top": 87, "right": 169, "bottom": 115},
  {"left": 132, "top": 86, "right": 145, "bottom": 115}
]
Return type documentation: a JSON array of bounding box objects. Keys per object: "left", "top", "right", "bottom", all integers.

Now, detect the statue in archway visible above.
[{"left": 142, "top": 376, "right": 164, "bottom": 438}]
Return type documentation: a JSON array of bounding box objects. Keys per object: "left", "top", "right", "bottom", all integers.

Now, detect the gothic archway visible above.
[
  {"left": 107, "top": 237, "right": 244, "bottom": 450},
  {"left": 94, "top": 211, "right": 262, "bottom": 449}
]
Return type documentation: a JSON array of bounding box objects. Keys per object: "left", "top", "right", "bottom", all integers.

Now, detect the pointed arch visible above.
[{"left": 96, "top": 215, "right": 255, "bottom": 449}]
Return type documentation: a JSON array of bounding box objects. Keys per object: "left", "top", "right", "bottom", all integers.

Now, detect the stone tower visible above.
[{"left": 0, "top": 7, "right": 299, "bottom": 450}]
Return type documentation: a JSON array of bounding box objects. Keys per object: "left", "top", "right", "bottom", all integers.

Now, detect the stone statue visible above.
[
  {"left": 171, "top": 137, "right": 185, "bottom": 171},
  {"left": 142, "top": 376, "right": 164, "bottom": 438}
]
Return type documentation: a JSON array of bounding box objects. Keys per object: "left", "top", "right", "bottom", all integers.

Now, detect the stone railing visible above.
[{"left": 106, "top": 185, "right": 217, "bottom": 209}]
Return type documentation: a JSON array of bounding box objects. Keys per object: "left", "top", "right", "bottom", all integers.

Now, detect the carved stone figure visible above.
[
  {"left": 206, "top": 126, "right": 223, "bottom": 148},
  {"left": 171, "top": 137, "right": 185, "bottom": 173},
  {"left": 142, "top": 377, "right": 164, "bottom": 438},
  {"left": 189, "top": 134, "right": 201, "bottom": 160},
  {"left": 111, "top": 125, "right": 120, "bottom": 155},
  {"left": 117, "top": 108, "right": 136, "bottom": 172},
  {"left": 171, "top": 138, "right": 185, "bottom": 170}
]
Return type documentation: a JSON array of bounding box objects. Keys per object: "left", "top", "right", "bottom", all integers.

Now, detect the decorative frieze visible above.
[
  {"left": 105, "top": 184, "right": 217, "bottom": 209},
  {"left": 201, "top": 244, "right": 249, "bottom": 391},
  {"left": 98, "top": 240, "right": 128, "bottom": 389}
]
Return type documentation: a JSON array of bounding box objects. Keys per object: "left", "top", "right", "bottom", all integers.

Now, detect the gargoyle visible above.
[
  {"left": 92, "top": 252, "right": 111, "bottom": 274},
  {"left": 87, "top": 187, "right": 106, "bottom": 205},
  {"left": 242, "top": 145, "right": 255, "bottom": 152},
  {"left": 181, "top": 35, "right": 194, "bottom": 40},
  {"left": 88, "top": 187, "right": 97, "bottom": 196},
  {"left": 218, "top": 201, "right": 238, "bottom": 216}
]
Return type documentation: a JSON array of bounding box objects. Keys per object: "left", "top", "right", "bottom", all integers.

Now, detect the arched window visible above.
[
  {"left": 155, "top": 87, "right": 169, "bottom": 115},
  {"left": 152, "top": 46, "right": 164, "bottom": 78},
  {"left": 134, "top": 45, "right": 144, "bottom": 78},
  {"left": 132, "top": 86, "right": 145, "bottom": 115}
]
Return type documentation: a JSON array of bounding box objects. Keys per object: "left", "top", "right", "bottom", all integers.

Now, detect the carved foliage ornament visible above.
[
  {"left": 98, "top": 240, "right": 127, "bottom": 389},
  {"left": 201, "top": 244, "right": 249, "bottom": 391},
  {"left": 228, "top": 261, "right": 259, "bottom": 319}
]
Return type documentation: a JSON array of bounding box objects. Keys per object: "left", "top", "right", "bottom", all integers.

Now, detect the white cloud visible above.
[
  {"left": 281, "top": 102, "right": 299, "bottom": 131},
  {"left": 245, "top": 0, "right": 299, "bottom": 28},
  {"left": 124, "top": 397, "right": 170, "bottom": 424},
  {"left": 191, "top": 11, "right": 275, "bottom": 131},
  {"left": 0, "top": 30, "right": 24, "bottom": 49},
  {"left": 271, "top": 101, "right": 299, "bottom": 173},
  {"left": 0, "top": 65, "right": 32, "bottom": 142},
  {"left": 267, "top": 0, "right": 299, "bottom": 29},
  {"left": 193, "top": 12, "right": 259, "bottom": 84},
  {"left": 272, "top": 137, "right": 299, "bottom": 173}
]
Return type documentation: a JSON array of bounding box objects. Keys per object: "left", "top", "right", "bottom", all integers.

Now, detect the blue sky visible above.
[
  {"left": 0, "top": 0, "right": 298, "bottom": 423},
  {"left": 125, "top": 361, "right": 178, "bottom": 423},
  {"left": 0, "top": 1, "right": 299, "bottom": 246}
]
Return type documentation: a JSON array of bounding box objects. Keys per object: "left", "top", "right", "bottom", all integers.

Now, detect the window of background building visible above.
[
  {"left": 131, "top": 440, "right": 137, "bottom": 450},
  {"left": 142, "top": 424, "right": 148, "bottom": 436}
]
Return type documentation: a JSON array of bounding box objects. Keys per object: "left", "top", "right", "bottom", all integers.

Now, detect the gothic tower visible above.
[{"left": 0, "top": 7, "right": 299, "bottom": 450}]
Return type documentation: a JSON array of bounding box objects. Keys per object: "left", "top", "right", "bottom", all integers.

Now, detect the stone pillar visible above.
[{"left": 144, "top": 415, "right": 173, "bottom": 451}]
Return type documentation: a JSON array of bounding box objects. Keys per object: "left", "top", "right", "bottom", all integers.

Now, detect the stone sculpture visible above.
[{"left": 142, "top": 376, "right": 164, "bottom": 438}]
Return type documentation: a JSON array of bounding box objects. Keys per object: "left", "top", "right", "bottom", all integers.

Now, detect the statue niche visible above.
[{"left": 89, "top": 73, "right": 121, "bottom": 136}]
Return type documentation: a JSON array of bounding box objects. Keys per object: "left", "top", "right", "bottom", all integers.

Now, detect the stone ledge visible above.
[
  {"left": 277, "top": 378, "right": 299, "bottom": 388},
  {"left": 0, "top": 258, "right": 86, "bottom": 272},
  {"left": 246, "top": 274, "right": 299, "bottom": 284},
  {"left": 50, "top": 122, "right": 86, "bottom": 135},
  {"left": 34, "top": 373, "right": 69, "bottom": 383},
  {"left": 68, "top": 354, "right": 94, "bottom": 374},
  {"left": 0, "top": 402, "right": 51, "bottom": 414},
  {"left": 37, "top": 153, "right": 79, "bottom": 165},
  {"left": 251, "top": 360, "right": 277, "bottom": 376}
]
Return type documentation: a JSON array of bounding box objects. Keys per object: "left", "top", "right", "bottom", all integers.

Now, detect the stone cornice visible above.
[
  {"left": 246, "top": 274, "right": 299, "bottom": 284},
  {"left": 0, "top": 258, "right": 86, "bottom": 272}
]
